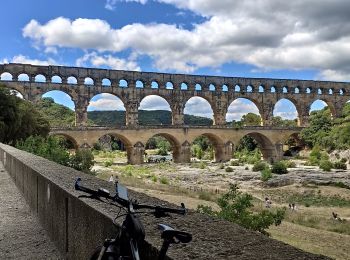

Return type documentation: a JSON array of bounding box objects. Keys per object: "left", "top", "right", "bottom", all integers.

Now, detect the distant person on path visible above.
[
  {"left": 332, "top": 212, "right": 342, "bottom": 221},
  {"left": 265, "top": 197, "right": 272, "bottom": 208},
  {"left": 288, "top": 203, "right": 296, "bottom": 210}
]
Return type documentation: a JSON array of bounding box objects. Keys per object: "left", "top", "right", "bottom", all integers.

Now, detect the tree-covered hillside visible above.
[
  {"left": 35, "top": 98, "right": 76, "bottom": 127},
  {"left": 88, "top": 110, "right": 213, "bottom": 126},
  {"left": 36, "top": 98, "right": 213, "bottom": 127},
  {"left": 89, "top": 110, "right": 214, "bottom": 126}
]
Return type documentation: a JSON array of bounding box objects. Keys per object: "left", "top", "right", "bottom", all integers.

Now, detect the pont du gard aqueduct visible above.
[{"left": 1, "top": 63, "right": 349, "bottom": 164}]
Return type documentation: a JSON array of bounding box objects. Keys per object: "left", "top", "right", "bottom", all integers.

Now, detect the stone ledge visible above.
[{"left": 0, "top": 143, "right": 329, "bottom": 260}]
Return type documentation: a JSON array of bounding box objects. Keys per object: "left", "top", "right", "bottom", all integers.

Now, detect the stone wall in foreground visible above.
[{"left": 0, "top": 143, "right": 329, "bottom": 260}]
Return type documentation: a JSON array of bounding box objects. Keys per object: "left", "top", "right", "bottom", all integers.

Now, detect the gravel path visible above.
[{"left": 0, "top": 163, "right": 62, "bottom": 260}]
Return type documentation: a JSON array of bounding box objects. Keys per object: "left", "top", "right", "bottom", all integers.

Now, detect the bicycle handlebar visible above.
[{"left": 75, "top": 178, "right": 187, "bottom": 216}]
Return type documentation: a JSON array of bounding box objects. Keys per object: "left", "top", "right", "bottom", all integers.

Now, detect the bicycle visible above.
[{"left": 74, "top": 178, "right": 192, "bottom": 260}]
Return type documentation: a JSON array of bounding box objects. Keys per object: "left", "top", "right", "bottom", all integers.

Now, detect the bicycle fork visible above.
[
  {"left": 158, "top": 239, "right": 172, "bottom": 260},
  {"left": 97, "top": 238, "right": 116, "bottom": 260}
]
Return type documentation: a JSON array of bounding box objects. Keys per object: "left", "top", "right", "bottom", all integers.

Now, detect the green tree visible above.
[
  {"left": 300, "top": 108, "right": 332, "bottom": 148},
  {"left": 16, "top": 136, "right": 70, "bottom": 166},
  {"left": 197, "top": 184, "right": 285, "bottom": 235},
  {"left": 236, "top": 135, "right": 258, "bottom": 152},
  {"left": 0, "top": 86, "right": 50, "bottom": 144},
  {"left": 35, "top": 97, "right": 75, "bottom": 127},
  {"left": 193, "top": 136, "right": 212, "bottom": 151},
  {"left": 241, "top": 113, "right": 261, "bottom": 126},
  {"left": 272, "top": 116, "right": 297, "bottom": 127}
]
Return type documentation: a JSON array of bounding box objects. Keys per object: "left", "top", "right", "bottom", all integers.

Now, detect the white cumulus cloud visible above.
[
  {"left": 88, "top": 93, "right": 126, "bottom": 111},
  {"left": 21, "top": 1, "right": 350, "bottom": 79},
  {"left": 105, "top": 0, "right": 147, "bottom": 10},
  {"left": 76, "top": 52, "right": 141, "bottom": 71},
  {"left": 2, "top": 55, "right": 56, "bottom": 66},
  {"left": 184, "top": 97, "right": 214, "bottom": 118},
  {"left": 139, "top": 95, "right": 171, "bottom": 110},
  {"left": 226, "top": 99, "right": 259, "bottom": 121}
]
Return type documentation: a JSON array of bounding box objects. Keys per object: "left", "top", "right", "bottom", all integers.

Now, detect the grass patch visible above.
[
  {"left": 287, "top": 212, "right": 350, "bottom": 235},
  {"left": 286, "top": 191, "right": 350, "bottom": 207},
  {"left": 198, "top": 191, "right": 214, "bottom": 201},
  {"left": 118, "top": 165, "right": 151, "bottom": 177},
  {"left": 159, "top": 176, "right": 169, "bottom": 185},
  {"left": 190, "top": 161, "right": 208, "bottom": 169}
]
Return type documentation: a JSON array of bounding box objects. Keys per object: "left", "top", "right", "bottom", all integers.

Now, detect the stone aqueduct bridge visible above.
[
  {"left": 1, "top": 63, "right": 350, "bottom": 127},
  {"left": 0, "top": 63, "right": 349, "bottom": 163},
  {"left": 51, "top": 126, "right": 301, "bottom": 164}
]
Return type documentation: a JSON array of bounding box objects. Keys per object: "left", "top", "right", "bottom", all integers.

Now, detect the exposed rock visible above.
[{"left": 265, "top": 168, "right": 350, "bottom": 188}]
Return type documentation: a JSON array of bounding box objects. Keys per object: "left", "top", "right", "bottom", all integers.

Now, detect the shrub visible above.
[
  {"left": 197, "top": 183, "right": 285, "bottom": 235},
  {"left": 261, "top": 169, "right": 273, "bottom": 181},
  {"left": 151, "top": 175, "right": 157, "bottom": 182},
  {"left": 225, "top": 166, "right": 234, "bottom": 172},
  {"left": 199, "top": 161, "right": 207, "bottom": 169},
  {"left": 319, "top": 160, "right": 333, "bottom": 171},
  {"left": 252, "top": 161, "right": 268, "bottom": 172},
  {"left": 160, "top": 176, "right": 169, "bottom": 185},
  {"left": 69, "top": 149, "right": 95, "bottom": 174},
  {"left": 333, "top": 161, "right": 347, "bottom": 170},
  {"left": 104, "top": 159, "right": 113, "bottom": 167},
  {"left": 308, "top": 156, "right": 319, "bottom": 166},
  {"left": 93, "top": 142, "right": 102, "bottom": 151},
  {"left": 17, "top": 136, "right": 95, "bottom": 174},
  {"left": 271, "top": 161, "right": 288, "bottom": 174},
  {"left": 245, "top": 166, "right": 249, "bottom": 170},
  {"left": 230, "top": 160, "right": 240, "bottom": 166},
  {"left": 340, "top": 158, "right": 347, "bottom": 163},
  {"left": 284, "top": 160, "right": 296, "bottom": 168}
]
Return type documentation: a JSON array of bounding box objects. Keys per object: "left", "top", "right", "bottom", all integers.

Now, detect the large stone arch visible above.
[
  {"left": 190, "top": 133, "right": 226, "bottom": 162},
  {"left": 101, "top": 133, "right": 132, "bottom": 147},
  {"left": 226, "top": 97, "right": 262, "bottom": 125},
  {"left": 242, "top": 132, "right": 278, "bottom": 163},
  {"left": 184, "top": 96, "right": 214, "bottom": 125},
  {"left": 0, "top": 83, "right": 26, "bottom": 99},
  {"left": 273, "top": 98, "right": 300, "bottom": 125},
  {"left": 41, "top": 90, "right": 76, "bottom": 115},
  {"left": 309, "top": 99, "right": 336, "bottom": 118},
  {"left": 98, "top": 132, "right": 137, "bottom": 164},
  {"left": 49, "top": 133, "right": 79, "bottom": 150},
  {"left": 138, "top": 93, "right": 174, "bottom": 125},
  {"left": 145, "top": 132, "right": 182, "bottom": 162},
  {"left": 0, "top": 71, "right": 13, "bottom": 81}
]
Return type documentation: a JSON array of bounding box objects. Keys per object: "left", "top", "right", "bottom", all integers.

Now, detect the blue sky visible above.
[{"left": 1, "top": 0, "right": 347, "bottom": 120}]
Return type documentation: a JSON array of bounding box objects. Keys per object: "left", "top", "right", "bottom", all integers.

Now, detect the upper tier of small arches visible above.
[{"left": 0, "top": 63, "right": 348, "bottom": 95}]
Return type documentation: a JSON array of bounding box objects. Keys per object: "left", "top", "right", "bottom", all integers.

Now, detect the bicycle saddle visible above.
[{"left": 158, "top": 224, "right": 192, "bottom": 244}]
